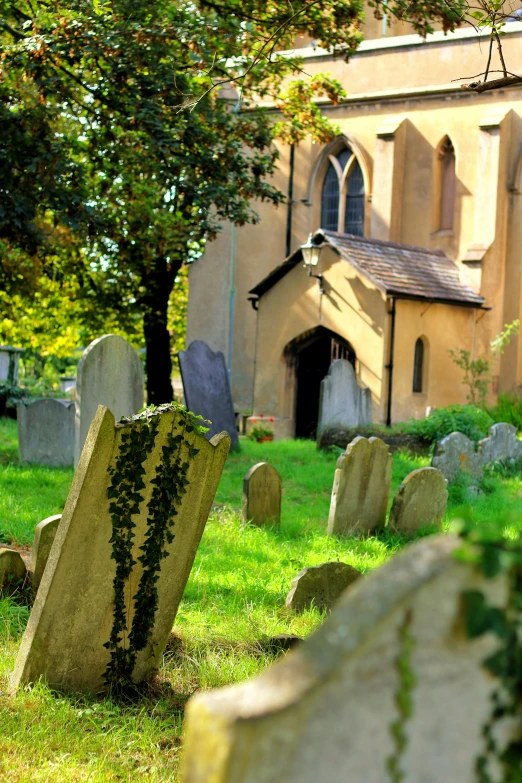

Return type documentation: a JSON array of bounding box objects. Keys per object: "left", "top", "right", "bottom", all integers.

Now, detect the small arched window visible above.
[
  {"left": 412, "top": 338, "right": 425, "bottom": 393},
  {"left": 321, "top": 146, "right": 365, "bottom": 236},
  {"left": 438, "top": 137, "right": 456, "bottom": 230}
]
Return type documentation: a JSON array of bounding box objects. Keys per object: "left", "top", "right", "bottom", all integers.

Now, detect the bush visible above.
[
  {"left": 486, "top": 393, "right": 522, "bottom": 432},
  {"left": 407, "top": 405, "right": 493, "bottom": 445}
]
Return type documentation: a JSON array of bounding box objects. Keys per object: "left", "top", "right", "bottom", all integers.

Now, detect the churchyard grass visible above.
[{"left": 1, "top": 418, "right": 522, "bottom": 779}]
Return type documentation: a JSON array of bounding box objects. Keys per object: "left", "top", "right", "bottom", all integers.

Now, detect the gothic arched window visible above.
[
  {"left": 438, "top": 137, "right": 456, "bottom": 230},
  {"left": 321, "top": 146, "right": 365, "bottom": 236},
  {"left": 412, "top": 338, "right": 425, "bottom": 393}
]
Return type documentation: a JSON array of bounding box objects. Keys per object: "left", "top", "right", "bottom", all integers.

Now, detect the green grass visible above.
[{"left": 1, "top": 418, "right": 522, "bottom": 780}]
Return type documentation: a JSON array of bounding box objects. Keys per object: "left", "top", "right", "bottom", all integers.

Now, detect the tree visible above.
[{"left": 0, "top": 0, "right": 481, "bottom": 402}]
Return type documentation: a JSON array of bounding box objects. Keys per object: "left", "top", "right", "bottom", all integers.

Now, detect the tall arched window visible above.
[
  {"left": 321, "top": 146, "right": 365, "bottom": 236},
  {"left": 412, "top": 338, "right": 425, "bottom": 393},
  {"left": 438, "top": 137, "right": 456, "bottom": 230}
]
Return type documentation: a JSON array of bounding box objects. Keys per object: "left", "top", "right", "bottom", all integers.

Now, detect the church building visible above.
[{"left": 186, "top": 14, "right": 522, "bottom": 438}]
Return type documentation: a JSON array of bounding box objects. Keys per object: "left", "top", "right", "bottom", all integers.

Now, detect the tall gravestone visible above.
[
  {"left": 12, "top": 403, "right": 229, "bottom": 693},
  {"left": 317, "top": 360, "right": 372, "bottom": 438},
  {"left": 181, "top": 536, "right": 510, "bottom": 783},
  {"left": 328, "top": 436, "right": 392, "bottom": 537},
  {"left": 179, "top": 340, "right": 239, "bottom": 450},
  {"left": 74, "top": 335, "right": 144, "bottom": 467},
  {"left": 388, "top": 467, "right": 448, "bottom": 535},
  {"left": 242, "top": 463, "right": 282, "bottom": 527},
  {"left": 18, "top": 399, "right": 75, "bottom": 467}
]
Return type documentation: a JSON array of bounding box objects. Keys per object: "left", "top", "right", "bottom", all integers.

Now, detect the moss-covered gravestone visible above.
[
  {"left": 388, "top": 467, "right": 448, "bottom": 535},
  {"left": 12, "top": 404, "right": 229, "bottom": 693}
]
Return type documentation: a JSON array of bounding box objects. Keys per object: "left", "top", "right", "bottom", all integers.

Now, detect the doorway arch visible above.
[{"left": 284, "top": 327, "right": 356, "bottom": 439}]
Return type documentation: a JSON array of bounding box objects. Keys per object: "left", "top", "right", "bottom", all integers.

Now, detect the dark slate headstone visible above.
[{"left": 179, "top": 340, "right": 239, "bottom": 449}]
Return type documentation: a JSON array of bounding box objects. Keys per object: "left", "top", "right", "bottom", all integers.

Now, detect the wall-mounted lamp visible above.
[{"left": 301, "top": 233, "right": 325, "bottom": 294}]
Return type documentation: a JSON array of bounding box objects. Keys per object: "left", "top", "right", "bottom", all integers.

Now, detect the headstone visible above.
[
  {"left": 0, "top": 345, "right": 23, "bottom": 384},
  {"left": 285, "top": 562, "right": 361, "bottom": 613},
  {"left": 30, "top": 515, "right": 62, "bottom": 592},
  {"left": 179, "top": 340, "right": 239, "bottom": 449},
  {"left": 478, "top": 422, "right": 522, "bottom": 465},
  {"left": 431, "top": 432, "right": 483, "bottom": 482},
  {"left": 327, "top": 436, "right": 392, "bottom": 537},
  {"left": 317, "top": 360, "right": 372, "bottom": 438},
  {"left": 242, "top": 463, "right": 282, "bottom": 527},
  {"left": 181, "top": 536, "right": 510, "bottom": 783},
  {"left": 12, "top": 403, "right": 230, "bottom": 693},
  {"left": 388, "top": 467, "right": 448, "bottom": 535},
  {"left": 74, "top": 335, "right": 144, "bottom": 467},
  {"left": 0, "top": 549, "right": 27, "bottom": 590},
  {"left": 18, "top": 399, "right": 75, "bottom": 467}
]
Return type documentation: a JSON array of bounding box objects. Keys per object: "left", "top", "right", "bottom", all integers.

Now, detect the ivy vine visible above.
[
  {"left": 103, "top": 403, "right": 209, "bottom": 687},
  {"left": 387, "top": 608, "right": 416, "bottom": 783},
  {"left": 458, "top": 522, "right": 522, "bottom": 782}
]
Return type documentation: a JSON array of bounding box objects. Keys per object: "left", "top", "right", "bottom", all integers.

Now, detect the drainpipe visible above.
[
  {"left": 285, "top": 143, "right": 295, "bottom": 257},
  {"left": 385, "top": 297, "right": 396, "bottom": 426},
  {"left": 227, "top": 222, "right": 236, "bottom": 383}
]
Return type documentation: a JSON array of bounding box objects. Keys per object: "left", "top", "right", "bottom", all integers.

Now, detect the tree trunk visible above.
[{"left": 142, "top": 258, "right": 178, "bottom": 405}]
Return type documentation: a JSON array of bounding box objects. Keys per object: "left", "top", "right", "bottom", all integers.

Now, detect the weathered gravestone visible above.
[
  {"left": 328, "top": 436, "right": 392, "bottom": 537},
  {"left": 388, "top": 467, "right": 448, "bottom": 535},
  {"left": 242, "top": 463, "right": 282, "bottom": 527},
  {"left": 478, "top": 422, "right": 522, "bottom": 464},
  {"left": 0, "top": 549, "right": 27, "bottom": 590},
  {"left": 179, "top": 340, "right": 239, "bottom": 450},
  {"left": 181, "top": 536, "right": 512, "bottom": 783},
  {"left": 30, "top": 515, "right": 62, "bottom": 592},
  {"left": 285, "top": 562, "right": 361, "bottom": 613},
  {"left": 12, "top": 403, "right": 229, "bottom": 693},
  {"left": 0, "top": 345, "right": 23, "bottom": 383},
  {"left": 317, "top": 360, "right": 372, "bottom": 439},
  {"left": 18, "top": 399, "right": 75, "bottom": 467},
  {"left": 431, "top": 431, "right": 483, "bottom": 482},
  {"left": 74, "top": 335, "right": 144, "bottom": 467}
]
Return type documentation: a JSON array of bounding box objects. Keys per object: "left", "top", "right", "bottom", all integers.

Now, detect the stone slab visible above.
[
  {"left": 0, "top": 549, "right": 27, "bottom": 590},
  {"left": 18, "top": 399, "right": 75, "bottom": 467},
  {"left": 179, "top": 340, "right": 239, "bottom": 449},
  {"left": 478, "top": 422, "right": 522, "bottom": 464},
  {"left": 285, "top": 562, "right": 361, "bottom": 613},
  {"left": 30, "top": 515, "right": 62, "bottom": 592},
  {"left": 317, "top": 360, "right": 372, "bottom": 437},
  {"left": 0, "top": 345, "right": 23, "bottom": 384},
  {"left": 74, "top": 335, "right": 144, "bottom": 467},
  {"left": 242, "top": 463, "right": 282, "bottom": 527},
  {"left": 388, "top": 467, "right": 448, "bottom": 535},
  {"left": 327, "top": 436, "right": 392, "bottom": 537},
  {"left": 12, "top": 404, "right": 230, "bottom": 693},
  {"left": 181, "top": 536, "right": 510, "bottom": 783},
  {"left": 431, "top": 431, "right": 483, "bottom": 482}
]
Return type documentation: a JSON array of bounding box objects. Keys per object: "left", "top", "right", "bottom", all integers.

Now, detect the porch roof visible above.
[{"left": 248, "top": 230, "right": 487, "bottom": 308}]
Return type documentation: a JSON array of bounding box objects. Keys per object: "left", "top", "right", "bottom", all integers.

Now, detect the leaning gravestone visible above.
[
  {"left": 388, "top": 467, "right": 448, "bottom": 535},
  {"left": 242, "top": 463, "right": 282, "bottom": 527},
  {"left": 478, "top": 422, "right": 522, "bottom": 465},
  {"left": 328, "top": 436, "right": 392, "bottom": 537},
  {"left": 431, "top": 431, "right": 483, "bottom": 482},
  {"left": 12, "top": 403, "right": 229, "bottom": 693},
  {"left": 74, "top": 335, "right": 144, "bottom": 467},
  {"left": 285, "top": 562, "right": 361, "bottom": 613},
  {"left": 317, "top": 360, "right": 372, "bottom": 439},
  {"left": 30, "top": 515, "right": 62, "bottom": 592},
  {"left": 179, "top": 340, "right": 239, "bottom": 450},
  {"left": 181, "top": 536, "right": 510, "bottom": 783},
  {"left": 18, "top": 399, "right": 75, "bottom": 467}
]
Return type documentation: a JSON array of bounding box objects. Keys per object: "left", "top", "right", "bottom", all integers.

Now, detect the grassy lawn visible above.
[{"left": 1, "top": 417, "right": 522, "bottom": 780}]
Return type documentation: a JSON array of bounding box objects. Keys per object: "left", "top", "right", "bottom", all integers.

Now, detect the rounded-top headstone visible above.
[
  {"left": 30, "top": 514, "right": 62, "bottom": 592},
  {"left": 242, "top": 462, "right": 282, "bottom": 527},
  {"left": 74, "top": 335, "right": 144, "bottom": 466},
  {"left": 0, "top": 548, "right": 27, "bottom": 590},
  {"left": 285, "top": 561, "right": 362, "bottom": 613},
  {"left": 388, "top": 467, "right": 448, "bottom": 535}
]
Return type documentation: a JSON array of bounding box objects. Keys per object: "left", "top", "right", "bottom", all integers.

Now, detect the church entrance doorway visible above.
[{"left": 284, "top": 327, "right": 355, "bottom": 439}]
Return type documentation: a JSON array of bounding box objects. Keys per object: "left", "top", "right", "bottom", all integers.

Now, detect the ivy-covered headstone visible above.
[{"left": 12, "top": 403, "right": 230, "bottom": 693}]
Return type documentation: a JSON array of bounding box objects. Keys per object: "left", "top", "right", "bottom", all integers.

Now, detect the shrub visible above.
[
  {"left": 407, "top": 405, "right": 493, "bottom": 445},
  {"left": 485, "top": 393, "right": 522, "bottom": 432}
]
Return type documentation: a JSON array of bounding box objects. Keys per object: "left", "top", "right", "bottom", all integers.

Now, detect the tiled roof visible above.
[{"left": 249, "top": 230, "right": 486, "bottom": 308}]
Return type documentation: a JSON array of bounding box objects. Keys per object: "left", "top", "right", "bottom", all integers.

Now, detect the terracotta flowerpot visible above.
[{"left": 258, "top": 435, "right": 274, "bottom": 443}]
